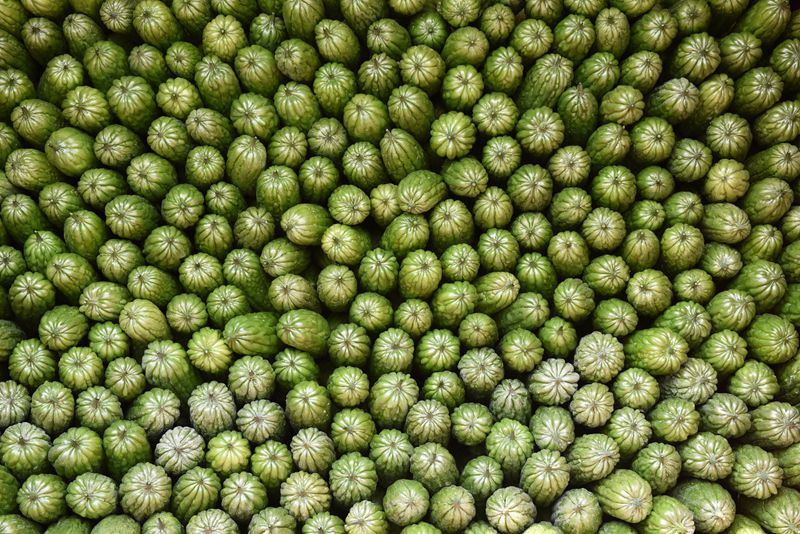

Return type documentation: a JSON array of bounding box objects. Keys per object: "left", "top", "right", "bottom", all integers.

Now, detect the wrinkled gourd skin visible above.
[{"left": 1, "top": 0, "right": 800, "bottom": 532}]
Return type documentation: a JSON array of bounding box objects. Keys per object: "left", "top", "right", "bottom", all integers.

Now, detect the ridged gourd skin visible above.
[{"left": 2, "top": 0, "right": 800, "bottom": 531}]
